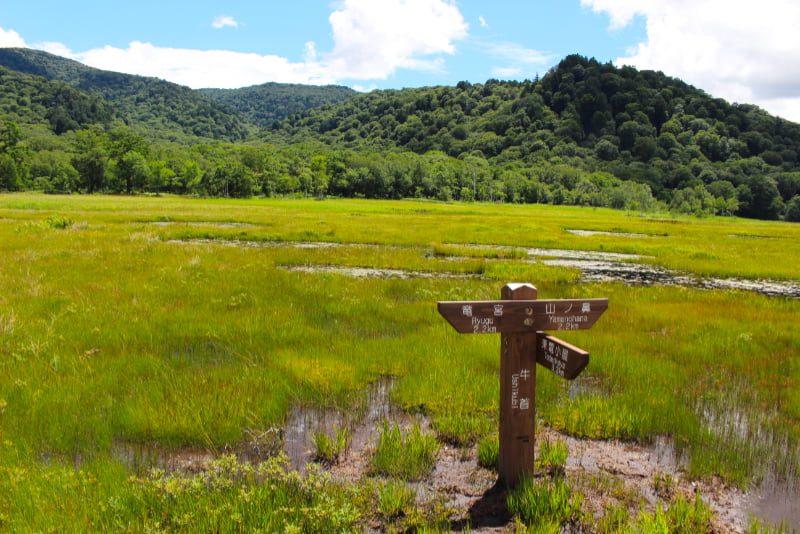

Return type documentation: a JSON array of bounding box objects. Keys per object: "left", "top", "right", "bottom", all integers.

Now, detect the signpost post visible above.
[{"left": 438, "top": 283, "right": 607, "bottom": 488}]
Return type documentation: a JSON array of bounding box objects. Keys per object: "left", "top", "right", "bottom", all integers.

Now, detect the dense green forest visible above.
[
  {"left": 199, "top": 83, "right": 357, "bottom": 128},
  {"left": 0, "top": 48, "right": 251, "bottom": 142},
  {"left": 1, "top": 48, "right": 799, "bottom": 221}
]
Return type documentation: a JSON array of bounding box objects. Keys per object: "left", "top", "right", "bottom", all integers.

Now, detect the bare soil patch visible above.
[{"left": 276, "top": 381, "right": 786, "bottom": 533}]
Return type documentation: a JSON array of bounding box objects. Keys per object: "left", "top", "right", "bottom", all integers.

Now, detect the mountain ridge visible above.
[
  {"left": 0, "top": 48, "right": 356, "bottom": 142},
  {"left": 1, "top": 47, "right": 798, "bottom": 220}
]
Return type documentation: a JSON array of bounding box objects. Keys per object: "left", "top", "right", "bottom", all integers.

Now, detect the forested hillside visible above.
[
  {"left": 0, "top": 48, "right": 250, "bottom": 142},
  {"left": 199, "top": 83, "right": 356, "bottom": 128},
  {"left": 0, "top": 48, "right": 355, "bottom": 142},
  {"left": 0, "top": 66, "right": 115, "bottom": 134},
  {"left": 0, "top": 49, "right": 798, "bottom": 221},
  {"left": 269, "top": 55, "right": 800, "bottom": 220}
]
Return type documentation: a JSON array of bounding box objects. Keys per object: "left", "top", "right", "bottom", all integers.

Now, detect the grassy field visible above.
[{"left": 0, "top": 193, "right": 798, "bottom": 532}]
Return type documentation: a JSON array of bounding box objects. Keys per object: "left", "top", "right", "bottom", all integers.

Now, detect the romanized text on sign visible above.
[{"left": 437, "top": 298, "right": 608, "bottom": 334}]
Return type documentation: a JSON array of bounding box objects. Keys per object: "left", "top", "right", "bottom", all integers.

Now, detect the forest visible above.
[{"left": 1, "top": 48, "right": 799, "bottom": 221}]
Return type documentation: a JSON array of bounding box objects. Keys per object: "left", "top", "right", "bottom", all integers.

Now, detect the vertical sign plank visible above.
[
  {"left": 437, "top": 284, "right": 606, "bottom": 489},
  {"left": 498, "top": 283, "right": 538, "bottom": 488}
]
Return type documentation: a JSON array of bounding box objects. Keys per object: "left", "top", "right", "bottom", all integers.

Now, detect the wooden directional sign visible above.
[
  {"left": 438, "top": 283, "right": 608, "bottom": 489},
  {"left": 536, "top": 333, "right": 589, "bottom": 380},
  {"left": 437, "top": 298, "right": 608, "bottom": 334}
]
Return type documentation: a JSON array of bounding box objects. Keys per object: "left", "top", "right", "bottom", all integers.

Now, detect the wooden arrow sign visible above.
[
  {"left": 437, "top": 298, "right": 608, "bottom": 334},
  {"left": 437, "top": 284, "right": 608, "bottom": 489},
  {"left": 536, "top": 333, "right": 589, "bottom": 380}
]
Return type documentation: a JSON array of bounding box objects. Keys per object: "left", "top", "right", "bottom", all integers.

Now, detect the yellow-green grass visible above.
[
  {"left": 2, "top": 193, "right": 799, "bottom": 279},
  {"left": 0, "top": 193, "right": 798, "bottom": 531}
]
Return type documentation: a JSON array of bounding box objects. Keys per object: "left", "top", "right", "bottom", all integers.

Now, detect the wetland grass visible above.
[
  {"left": 311, "top": 424, "right": 350, "bottom": 465},
  {"left": 477, "top": 434, "right": 500, "bottom": 470},
  {"left": 1, "top": 193, "right": 798, "bottom": 531},
  {"left": 369, "top": 421, "right": 440, "bottom": 481}
]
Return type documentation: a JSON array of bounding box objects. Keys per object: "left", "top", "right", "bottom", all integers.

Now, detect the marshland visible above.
[{"left": 0, "top": 193, "right": 798, "bottom": 532}]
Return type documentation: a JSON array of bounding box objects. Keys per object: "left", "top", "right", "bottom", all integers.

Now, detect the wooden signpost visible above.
[{"left": 438, "top": 283, "right": 608, "bottom": 488}]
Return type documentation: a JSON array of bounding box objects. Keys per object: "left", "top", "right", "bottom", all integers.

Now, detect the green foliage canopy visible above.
[{"left": 1, "top": 49, "right": 798, "bottom": 221}]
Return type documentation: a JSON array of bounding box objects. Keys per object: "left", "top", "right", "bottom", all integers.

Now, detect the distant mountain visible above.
[
  {"left": 199, "top": 83, "right": 356, "bottom": 128},
  {"left": 0, "top": 48, "right": 357, "bottom": 141},
  {"left": 2, "top": 49, "right": 798, "bottom": 220},
  {"left": 264, "top": 55, "right": 799, "bottom": 215},
  {"left": 0, "top": 47, "right": 254, "bottom": 142},
  {"left": 273, "top": 55, "right": 800, "bottom": 168},
  {"left": 0, "top": 65, "right": 115, "bottom": 134}
]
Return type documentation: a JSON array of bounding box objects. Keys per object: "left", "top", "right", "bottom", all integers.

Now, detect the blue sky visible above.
[{"left": 2, "top": 0, "right": 800, "bottom": 122}]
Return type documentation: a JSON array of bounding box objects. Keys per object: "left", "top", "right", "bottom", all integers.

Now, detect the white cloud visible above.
[
  {"left": 0, "top": 0, "right": 471, "bottom": 89},
  {"left": 74, "top": 41, "right": 334, "bottom": 88},
  {"left": 485, "top": 42, "right": 551, "bottom": 65},
  {"left": 37, "top": 41, "right": 75, "bottom": 58},
  {"left": 212, "top": 15, "right": 240, "bottom": 29},
  {"left": 303, "top": 41, "right": 318, "bottom": 63},
  {"left": 0, "top": 27, "right": 27, "bottom": 48},
  {"left": 483, "top": 41, "right": 553, "bottom": 80},
  {"left": 325, "top": 0, "right": 469, "bottom": 79},
  {"left": 582, "top": 0, "right": 800, "bottom": 123},
  {"left": 479, "top": 16, "right": 488, "bottom": 28}
]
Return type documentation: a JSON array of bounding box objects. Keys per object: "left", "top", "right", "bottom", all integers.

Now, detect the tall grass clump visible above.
[
  {"left": 628, "top": 492, "right": 714, "bottom": 533},
  {"left": 507, "top": 476, "right": 583, "bottom": 532},
  {"left": 375, "top": 479, "right": 417, "bottom": 521},
  {"left": 536, "top": 437, "right": 569, "bottom": 476},
  {"left": 370, "top": 421, "right": 440, "bottom": 481},
  {"left": 747, "top": 517, "right": 797, "bottom": 534},
  {"left": 508, "top": 433, "right": 578, "bottom": 530},
  {"left": 477, "top": 435, "right": 499, "bottom": 470},
  {"left": 431, "top": 412, "right": 494, "bottom": 446},
  {"left": 311, "top": 424, "right": 350, "bottom": 465},
  {"left": 429, "top": 242, "right": 528, "bottom": 259}
]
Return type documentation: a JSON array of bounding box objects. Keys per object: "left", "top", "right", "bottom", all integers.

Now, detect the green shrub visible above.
[{"left": 45, "top": 215, "right": 73, "bottom": 229}]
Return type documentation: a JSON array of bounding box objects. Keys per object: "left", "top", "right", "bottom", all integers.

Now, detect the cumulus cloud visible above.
[
  {"left": 73, "top": 41, "right": 334, "bottom": 88},
  {"left": 211, "top": 15, "right": 240, "bottom": 29},
  {"left": 1, "top": 0, "right": 471, "bottom": 88},
  {"left": 325, "top": 0, "right": 469, "bottom": 79},
  {"left": 582, "top": 0, "right": 800, "bottom": 123},
  {"left": 0, "top": 27, "right": 27, "bottom": 47}
]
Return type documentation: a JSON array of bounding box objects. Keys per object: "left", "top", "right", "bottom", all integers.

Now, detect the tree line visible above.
[
  {"left": 4, "top": 119, "right": 799, "bottom": 220},
  {"left": 1, "top": 50, "right": 799, "bottom": 221},
  {"left": 264, "top": 56, "right": 800, "bottom": 221}
]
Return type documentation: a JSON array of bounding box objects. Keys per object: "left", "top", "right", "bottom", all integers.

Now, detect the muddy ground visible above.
[
  {"left": 130, "top": 368, "right": 798, "bottom": 532},
  {"left": 279, "top": 392, "right": 798, "bottom": 533}
]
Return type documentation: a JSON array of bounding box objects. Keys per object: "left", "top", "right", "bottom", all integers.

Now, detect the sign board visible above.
[
  {"left": 437, "top": 298, "right": 608, "bottom": 334},
  {"left": 437, "top": 284, "right": 607, "bottom": 488},
  {"left": 536, "top": 333, "right": 589, "bottom": 380}
]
